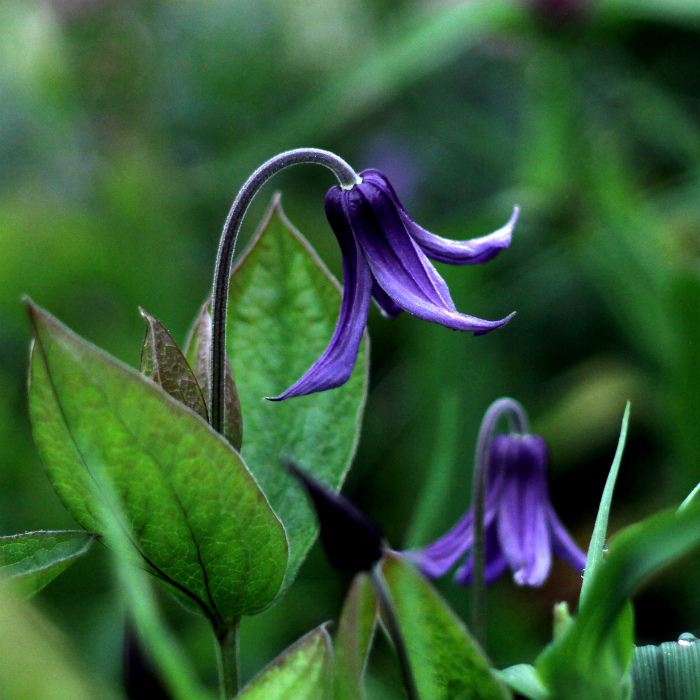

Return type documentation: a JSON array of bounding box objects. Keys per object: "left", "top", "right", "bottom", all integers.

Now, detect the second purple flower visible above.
[{"left": 272, "top": 169, "right": 517, "bottom": 400}]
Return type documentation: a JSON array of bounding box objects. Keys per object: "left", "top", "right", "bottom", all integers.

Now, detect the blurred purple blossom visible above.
[
  {"left": 272, "top": 169, "right": 517, "bottom": 400},
  {"left": 409, "top": 433, "right": 586, "bottom": 587}
]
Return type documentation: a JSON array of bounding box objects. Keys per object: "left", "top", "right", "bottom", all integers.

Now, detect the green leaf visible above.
[
  {"left": 184, "top": 300, "right": 243, "bottom": 451},
  {"left": 334, "top": 573, "right": 377, "bottom": 700},
  {"left": 225, "top": 195, "right": 368, "bottom": 589},
  {"left": 498, "top": 665, "right": 548, "bottom": 700},
  {"left": 382, "top": 553, "right": 511, "bottom": 700},
  {"left": 139, "top": 307, "right": 209, "bottom": 423},
  {"left": 630, "top": 635, "right": 700, "bottom": 700},
  {"left": 580, "top": 402, "right": 630, "bottom": 608},
  {"left": 238, "top": 623, "right": 333, "bottom": 700},
  {"left": 27, "top": 301, "right": 287, "bottom": 629},
  {"left": 536, "top": 499, "right": 700, "bottom": 700},
  {"left": 0, "top": 530, "right": 95, "bottom": 599}
]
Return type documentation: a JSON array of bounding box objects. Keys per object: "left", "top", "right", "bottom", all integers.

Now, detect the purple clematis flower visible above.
[
  {"left": 271, "top": 169, "right": 517, "bottom": 400},
  {"left": 410, "top": 432, "right": 586, "bottom": 587}
]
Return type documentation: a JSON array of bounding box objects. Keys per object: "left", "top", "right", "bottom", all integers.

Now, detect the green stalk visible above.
[
  {"left": 216, "top": 622, "right": 240, "bottom": 699},
  {"left": 209, "top": 148, "right": 360, "bottom": 434}
]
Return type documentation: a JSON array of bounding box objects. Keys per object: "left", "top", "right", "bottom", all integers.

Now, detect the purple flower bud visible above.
[
  {"left": 284, "top": 459, "right": 384, "bottom": 574},
  {"left": 271, "top": 170, "right": 517, "bottom": 400},
  {"left": 409, "top": 433, "right": 586, "bottom": 588}
]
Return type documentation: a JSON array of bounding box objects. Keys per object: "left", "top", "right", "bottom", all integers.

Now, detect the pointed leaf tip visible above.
[{"left": 139, "top": 307, "right": 209, "bottom": 423}]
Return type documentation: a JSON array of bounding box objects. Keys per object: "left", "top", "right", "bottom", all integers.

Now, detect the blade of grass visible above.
[{"left": 580, "top": 402, "right": 630, "bottom": 609}]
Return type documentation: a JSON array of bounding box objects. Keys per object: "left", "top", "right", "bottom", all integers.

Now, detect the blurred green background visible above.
[{"left": 2, "top": 0, "right": 700, "bottom": 696}]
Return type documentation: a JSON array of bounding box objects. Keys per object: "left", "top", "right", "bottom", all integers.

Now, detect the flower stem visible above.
[
  {"left": 369, "top": 564, "right": 421, "bottom": 700},
  {"left": 215, "top": 622, "right": 240, "bottom": 699},
  {"left": 209, "top": 148, "right": 361, "bottom": 434},
  {"left": 470, "top": 398, "right": 528, "bottom": 648}
]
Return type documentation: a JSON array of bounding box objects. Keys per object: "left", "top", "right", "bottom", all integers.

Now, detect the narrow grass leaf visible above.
[
  {"left": 87, "top": 458, "right": 212, "bottom": 700},
  {"left": 0, "top": 587, "right": 100, "bottom": 700},
  {"left": 630, "top": 636, "right": 700, "bottom": 700},
  {"left": 580, "top": 402, "right": 630, "bottom": 608}
]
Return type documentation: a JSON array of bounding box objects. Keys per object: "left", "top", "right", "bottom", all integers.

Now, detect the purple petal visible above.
[
  {"left": 454, "top": 524, "right": 508, "bottom": 585},
  {"left": 269, "top": 191, "right": 373, "bottom": 400},
  {"left": 412, "top": 510, "right": 475, "bottom": 578},
  {"left": 404, "top": 207, "right": 518, "bottom": 266},
  {"left": 496, "top": 438, "right": 552, "bottom": 587},
  {"left": 514, "top": 478, "right": 551, "bottom": 586},
  {"left": 350, "top": 176, "right": 513, "bottom": 335},
  {"left": 547, "top": 505, "right": 587, "bottom": 576},
  {"left": 351, "top": 177, "right": 455, "bottom": 309},
  {"left": 371, "top": 281, "right": 403, "bottom": 318},
  {"left": 359, "top": 169, "right": 516, "bottom": 265},
  {"left": 410, "top": 461, "right": 505, "bottom": 579},
  {"left": 413, "top": 505, "right": 502, "bottom": 580}
]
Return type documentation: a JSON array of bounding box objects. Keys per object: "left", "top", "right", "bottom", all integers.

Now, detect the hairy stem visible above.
[
  {"left": 370, "top": 564, "right": 421, "bottom": 700},
  {"left": 209, "top": 148, "right": 360, "bottom": 433},
  {"left": 471, "top": 397, "right": 528, "bottom": 647}
]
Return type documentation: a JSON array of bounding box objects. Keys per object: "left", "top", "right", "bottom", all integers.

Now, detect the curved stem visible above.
[
  {"left": 470, "top": 397, "right": 528, "bottom": 647},
  {"left": 370, "top": 564, "right": 420, "bottom": 700},
  {"left": 209, "top": 148, "right": 361, "bottom": 434}
]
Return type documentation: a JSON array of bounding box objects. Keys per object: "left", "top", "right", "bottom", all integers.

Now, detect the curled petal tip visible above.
[{"left": 472, "top": 311, "right": 516, "bottom": 336}]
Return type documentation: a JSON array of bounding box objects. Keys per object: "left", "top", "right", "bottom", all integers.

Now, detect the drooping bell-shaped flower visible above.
[
  {"left": 272, "top": 169, "right": 517, "bottom": 400},
  {"left": 410, "top": 432, "right": 586, "bottom": 587}
]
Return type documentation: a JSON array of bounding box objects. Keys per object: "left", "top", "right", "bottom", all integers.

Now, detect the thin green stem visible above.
[
  {"left": 470, "top": 398, "right": 528, "bottom": 648},
  {"left": 215, "top": 622, "right": 240, "bottom": 700},
  {"left": 370, "top": 564, "right": 420, "bottom": 700},
  {"left": 209, "top": 148, "right": 361, "bottom": 434}
]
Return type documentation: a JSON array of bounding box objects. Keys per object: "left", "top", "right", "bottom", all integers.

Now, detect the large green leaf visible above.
[
  {"left": 225, "top": 195, "right": 368, "bottom": 588},
  {"left": 333, "top": 573, "right": 377, "bottom": 700},
  {"left": 0, "top": 530, "right": 95, "bottom": 599},
  {"left": 382, "top": 553, "right": 511, "bottom": 700},
  {"left": 238, "top": 623, "right": 333, "bottom": 700},
  {"left": 27, "top": 301, "right": 287, "bottom": 629}
]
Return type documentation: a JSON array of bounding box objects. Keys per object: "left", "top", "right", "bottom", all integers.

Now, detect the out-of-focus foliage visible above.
[{"left": 2, "top": 0, "right": 700, "bottom": 696}]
